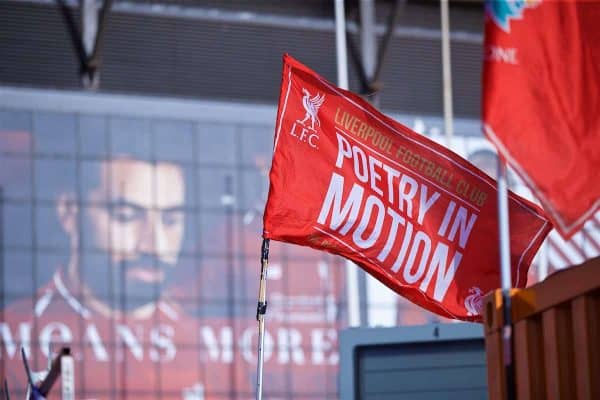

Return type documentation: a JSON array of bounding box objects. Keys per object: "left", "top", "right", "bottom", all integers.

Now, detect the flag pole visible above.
[
  {"left": 497, "top": 159, "right": 516, "bottom": 400},
  {"left": 440, "top": 0, "right": 454, "bottom": 145},
  {"left": 335, "top": 0, "right": 349, "bottom": 91},
  {"left": 255, "top": 238, "right": 270, "bottom": 400},
  {"left": 335, "top": 0, "right": 362, "bottom": 328}
]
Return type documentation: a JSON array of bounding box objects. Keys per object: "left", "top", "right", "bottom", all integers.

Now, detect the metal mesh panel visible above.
[{"left": 0, "top": 1, "right": 483, "bottom": 117}]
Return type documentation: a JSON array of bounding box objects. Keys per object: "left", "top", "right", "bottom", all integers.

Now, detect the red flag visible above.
[
  {"left": 483, "top": 0, "right": 600, "bottom": 239},
  {"left": 263, "top": 55, "right": 551, "bottom": 321}
]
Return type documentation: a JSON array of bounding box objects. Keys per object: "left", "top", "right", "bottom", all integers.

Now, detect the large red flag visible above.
[
  {"left": 483, "top": 0, "right": 600, "bottom": 238},
  {"left": 263, "top": 55, "right": 551, "bottom": 321}
]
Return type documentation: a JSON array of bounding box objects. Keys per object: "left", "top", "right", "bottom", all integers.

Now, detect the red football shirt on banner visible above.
[
  {"left": 263, "top": 54, "right": 551, "bottom": 322},
  {"left": 483, "top": 0, "right": 600, "bottom": 238}
]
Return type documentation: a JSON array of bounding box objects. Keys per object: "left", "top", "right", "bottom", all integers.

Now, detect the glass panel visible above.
[
  {"left": 197, "top": 167, "right": 238, "bottom": 210},
  {"left": 197, "top": 123, "right": 237, "bottom": 166},
  {"left": 79, "top": 114, "right": 108, "bottom": 157},
  {"left": 197, "top": 211, "right": 240, "bottom": 258},
  {"left": 34, "top": 158, "right": 77, "bottom": 201},
  {"left": 0, "top": 110, "right": 32, "bottom": 154},
  {"left": 78, "top": 250, "right": 111, "bottom": 299},
  {"left": 0, "top": 154, "right": 31, "bottom": 200},
  {"left": 2, "top": 250, "right": 34, "bottom": 296},
  {"left": 153, "top": 119, "right": 194, "bottom": 163},
  {"left": 2, "top": 202, "right": 32, "bottom": 248},
  {"left": 109, "top": 117, "right": 152, "bottom": 159},
  {"left": 239, "top": 168, "right": 268, "bottom": 215},
  {"left": 238, "top": 124, "right": 274, "bottom": 166},
  {"left": 35, "top": 204, "right": 68, "bottom": 250},
  {"left": 80, "top": 205, "right": 110, "bottom": 251},
  {"left": 166, "top": 255, "right": 199, "bottom": 302},
  {"left": 80, "top": 160, "right": 109, "bottom": 204},
  {"left": 179, "top": 209, "right": 197, "bottom": 256},
  {"left": 33, "top": 111, "right": 77, "bottom": 155},
  {"left": 36, "top": 251, "right": 64, "bottom": 291}
]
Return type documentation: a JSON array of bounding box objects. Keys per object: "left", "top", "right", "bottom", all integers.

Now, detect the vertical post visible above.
[
  {"left": 255, "top": 238, "right": 270, "bottom": 400},
  {"left": 335, "top": 0, "right": 349, "bottom": 90},
  {"left": 81, "top": 0, "right": 98, "bottom": 56},
  {"left": 440, "top": 0, "right": 454, "bottom": 145},
  {"left": 335, "top": 0, "right": 362, "bottom": 328},
  {"left": 497, "top": 160, "right": 516, "bottom": 400},
  {"left": 61, "top": 352, "right": 75, "bottom": 400},
  {"left": 356, "top": 0, "right": 379, "bottom": 327},
  {"left": 81, "top": 0, "right": 99, "bottom": 88},
  {"left": 360, "top": 0, "right": 378, "bottom": 106}
]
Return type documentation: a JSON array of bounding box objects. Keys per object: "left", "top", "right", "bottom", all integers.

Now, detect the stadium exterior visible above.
[{"left": 1, "top": 1, "right": 596, "bottom": 399}]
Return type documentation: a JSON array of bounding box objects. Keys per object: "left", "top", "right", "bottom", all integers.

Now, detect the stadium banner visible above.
[
  {"left": 483, "top": 0, "right": 600, "bottom": 239},
  {"left": 263, "top": 54, "right": 552, "bottom": 321}
]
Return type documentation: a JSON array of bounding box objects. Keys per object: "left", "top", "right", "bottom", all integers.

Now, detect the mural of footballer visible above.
[{"left": 0, "top": 155, "right": 251, "bottom": 399}]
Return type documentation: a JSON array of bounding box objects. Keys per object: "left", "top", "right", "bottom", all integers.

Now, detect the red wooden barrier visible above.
[{"left": 484, "top": 257, "right": 600, "bottom": 400}]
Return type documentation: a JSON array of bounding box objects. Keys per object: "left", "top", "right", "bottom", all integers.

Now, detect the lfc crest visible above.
[
  {"left": 289, "top": 88, "right": 325, "bottom": 149},
  {"left": 464, "top": 286, "right": 484, "bottom": 316},
  {"left": 299, "top": 88, "right": 325, "bottom": 130}
]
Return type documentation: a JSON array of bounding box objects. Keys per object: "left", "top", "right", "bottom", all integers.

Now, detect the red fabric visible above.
[
  {"left": 263, "top": 54, "right": 551, "bottom": 322},
  {"left": 483, "top": 0, "right": 600, "bottom": 238}
]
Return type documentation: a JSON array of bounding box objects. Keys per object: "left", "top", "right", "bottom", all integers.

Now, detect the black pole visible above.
[
  {"left": 502, "top": 290, "right": 516, "bottom": 400},
  {"left": 255, "top": 238, "right": 270, "bottom": 400},
  {"left": 256, "top": 239, "right": 270, "bottom": 321}
]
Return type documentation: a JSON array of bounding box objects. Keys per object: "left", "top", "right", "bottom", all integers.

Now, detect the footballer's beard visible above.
[{"left": 77, "top": 254, "right": 175, "bottom": 313}]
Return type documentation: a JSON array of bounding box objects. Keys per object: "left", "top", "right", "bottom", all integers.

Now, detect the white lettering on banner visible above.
[
  {"left": 390, "top": 219, "right": 413, "bottom": 274},
  {"left": 116, "top": 325, "right": 143, "bottom": 361},
  {"left": 420, "top": 243, "right": 463, "bottom": 301},
  {"left": 382, "top": 164, "right": 400, "bottom": 204},
  {"left": 0, "top": 322, "right": 31, "bottom": 359},
  {"left": 149, "top": 325, "right": 176, "bottom": 362},
  {"left": 0, "top": 322, "right": 341, "bottom": 366},
  {"left": 448, "top": 206, "right": 478, "bottom": 249},
  {"left": 317, "top": 174, "right": 363, "bottom": 235},
  {"left": 84, "top": 324, "right": 109, "bottom": 362},
  {"left": 398, "top": 175, "right": 418, "bottom": 218},
  {"left": 310, "top": 329, "right": 338, "bottom": 365},
  {"left": 368, "top": 156, "right": 384, "bottom": 196},
  {"left": 316, "top": 133, "right": 479, "bottom": 302},
  {"left": 40, "top": 322, "right": 73, "bottom": 358},
  {"left": 200, "top": 326, "right": 234, "bottom": 363},
  {"left": 438, "top": 201, "right": 456, "bottom": 237},
  {"left": 418, "top": 186, "right": 441, "bottom": 225},
  {"left": 486, "top": 45, "right": 518, "bottom": 64},
  {"left": 277, "top": 328, "right": 305, "bottom": 365},
  {"left": 376, "top": 208, "right": 405, "bottom": 262},
  {"left": 403, "top": 231, "right": 431, "bottom": 284},
  {"left": 352, "top": 195, "right": 386, "bottom": 249},
  {"left": 290, "top": 122, "right": 320, "bottom": 149}
]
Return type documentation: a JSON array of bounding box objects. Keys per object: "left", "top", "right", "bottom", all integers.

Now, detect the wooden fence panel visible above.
[{"left": 484, "top": 257, "right": 600, "bottom": 400}]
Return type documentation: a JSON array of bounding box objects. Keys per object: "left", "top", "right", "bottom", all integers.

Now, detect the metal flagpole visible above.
[
  {"left": 440, "top": 0, "right": 454, "bottom": 145},
  {"left": 497, "top": 160, "right": 516, "bottom": 400},
  {"left": 255, "top": 238, "right": 270, "bottom": 400},
  {"left": 335, "top": 0, "right": 349, "bottom": 91},
  {"left": 335, "top": 0, "right": 362, "bottom": 327}
]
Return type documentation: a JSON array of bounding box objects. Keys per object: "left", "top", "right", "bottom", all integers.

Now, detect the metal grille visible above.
[{"left": 0, "top": 0, "right": 483, "bottom": 117}]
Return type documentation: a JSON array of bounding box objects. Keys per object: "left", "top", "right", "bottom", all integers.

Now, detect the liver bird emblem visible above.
[
  {"left": 464, "top": 286, "right": 484, "bottom": 316},
  {"left": 299, "top": 88, "right": 326, "bottom": 130}
]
